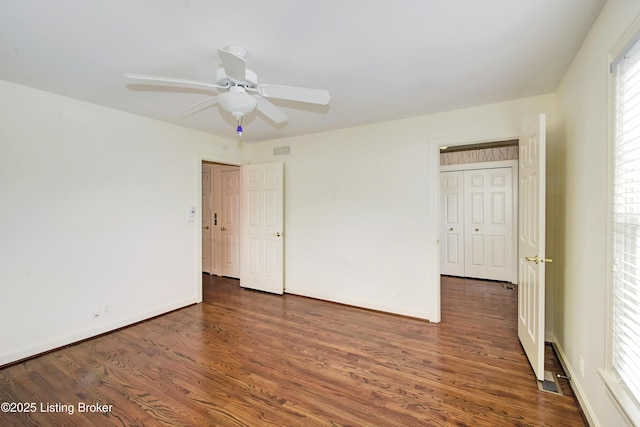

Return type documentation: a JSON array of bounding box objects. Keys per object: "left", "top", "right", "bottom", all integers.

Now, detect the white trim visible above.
[
  {"left": 440, "top": 159, "right": 518, "bottom": 172},
  {"left": 429, "top": 134, "right": 522, "bottom": 322},
  {"left": 603, "top": 15, "right": 640, "bottom": 427},
  {"left": 196, "top": 153, "right": 246, "bottom": 304},
  {"left": 550, "top": 337, "right": 600, "bottom": 427},
  {"left": 285, "top": 288, "right": 432, "bottom": 321},
  {"left": 600, "top": 369, "right": 639, "bottom": 427},
  {"left": 427, "top": 138, "right": 442, "bottom": 323},
  {"left": 0, "top": 298, "right": 196, "bottom": 366},
  {"left": 610, "top": 15, "right": 640, "bottom": 72}
]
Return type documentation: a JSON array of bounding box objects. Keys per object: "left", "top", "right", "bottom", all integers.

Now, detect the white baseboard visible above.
[
  {"left": 550, "top": 336, "right": 598, "bottom": 427},
  {"left": 284, "top": 287, "right": 432, "bottom": 321},
  {"left": 0, "top": 298, "right": 197, "bottom": 366}
]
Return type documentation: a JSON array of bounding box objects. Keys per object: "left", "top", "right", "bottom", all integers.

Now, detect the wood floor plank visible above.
[{"left": 0, "top": 275, "right": 586, "bottom": 426}]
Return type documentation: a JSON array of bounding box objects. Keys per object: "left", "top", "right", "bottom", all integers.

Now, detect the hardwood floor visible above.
[{"left": 0, "top": 275, "right": 586, "bottom": 426}]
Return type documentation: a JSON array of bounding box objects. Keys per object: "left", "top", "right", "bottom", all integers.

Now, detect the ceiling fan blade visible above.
[
  {"left": 258, "top": 84, "right": 330, "bottom": 105},
  {"left": 218, "top": 48, "right": 246, "bottom": 83},
  {"left": 125, "top": 74, "right": 223, "bottom": 91},
  {"left": 255, "top": 96, "right": 288, "bottom": 124},
  {"left": 179, "top": 96, "right": 220, "bottom": 116}
]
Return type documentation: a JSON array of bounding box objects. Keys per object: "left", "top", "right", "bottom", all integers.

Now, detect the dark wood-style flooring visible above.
[{"left": 0, "top": 275, "right": 586, "bottom": 426}]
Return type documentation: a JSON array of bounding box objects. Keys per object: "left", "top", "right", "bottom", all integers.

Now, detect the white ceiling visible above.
[{"left": 1, "top": 0, "right": 607, "bottom": 143}]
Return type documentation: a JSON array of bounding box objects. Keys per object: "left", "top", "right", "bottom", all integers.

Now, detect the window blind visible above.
[{"left": 612, "top": 36, "right": 640, "bottom": 409}]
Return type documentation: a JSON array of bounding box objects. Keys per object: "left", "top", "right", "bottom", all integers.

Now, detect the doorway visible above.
[
  {"left": 198, "top": 159, "right": 285, "bottom": 299},
  {"left": 202, "top": 161, "right": 241, "bottom": 279},
  {"left": 439, "top": 141, "right": 519, "bottom": 283},
  {"left": 433, "top": 115, "right": 548, "bottom": 381}
]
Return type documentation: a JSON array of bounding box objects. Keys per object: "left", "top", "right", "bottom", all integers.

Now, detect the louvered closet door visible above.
[{"left": 464, "top": 168, "right": 513, "bottom": 281}]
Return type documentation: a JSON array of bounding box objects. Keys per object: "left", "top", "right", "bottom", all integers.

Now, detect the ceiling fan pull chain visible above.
[{"left": 235, "top": 113, "right": 244, "bottom": 136}]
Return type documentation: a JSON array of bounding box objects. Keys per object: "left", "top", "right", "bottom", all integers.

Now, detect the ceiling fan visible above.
[{"left": 125, "top": 45, "right": 330, "bottom": 136}]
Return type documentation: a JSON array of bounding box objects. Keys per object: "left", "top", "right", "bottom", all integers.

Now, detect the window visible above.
[{"left": 606, "top": 31, "right": 640, "bottom": 424}]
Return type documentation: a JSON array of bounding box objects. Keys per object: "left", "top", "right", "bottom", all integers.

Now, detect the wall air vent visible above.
[{"left": 273, "top": 145, "right": 291, "bottom": 156}]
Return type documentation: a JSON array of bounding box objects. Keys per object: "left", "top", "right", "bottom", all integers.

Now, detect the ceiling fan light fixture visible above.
[{"left": 218, "top": 86, "right": 257, "bottom": 115}]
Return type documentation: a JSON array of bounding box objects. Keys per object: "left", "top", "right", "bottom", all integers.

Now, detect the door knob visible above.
[
  {"left": 525, "top": 255, "right": 554, "bottom": 264},
  {"left": 449, "top": 228, "right": 453, "bottom": 231},
  {"left": 202, "top": 226, "right": 209, "bottom": 230},
  {"left": 475, "top": 228, "right": 479, "bottom": 232},
  {"left": 220, "top": 226, "right": 226, "bottom": 231},
  {"left": 273, "top": 232, "right": 282, "bottom": 237}
]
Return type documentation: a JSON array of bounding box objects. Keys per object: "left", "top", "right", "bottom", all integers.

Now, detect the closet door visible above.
[
  {"left": 221, "top": 168, "right": 241, "bottom": 278},
  {"left": 464, "top": 168, "right": 512, "bottom": 281},
  {"left": 440, "top": 171, "right": 465, "bottom": 276}
]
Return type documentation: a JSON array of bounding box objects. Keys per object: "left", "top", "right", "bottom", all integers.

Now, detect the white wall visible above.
[
  {"left": 554, "top": 1, "right": 640, "bottom": 425},
  {"left": 0, "top": 78, "right": 554, "bottom": 365},
  {"left": 248, "top": 94, "right": 556, "bottom": 323},
  {"left": 0, "top": 81, "right": 245, "bottom": 365},
  {"left": 0, "top": 76, "right": 560, "bottom": 380}
]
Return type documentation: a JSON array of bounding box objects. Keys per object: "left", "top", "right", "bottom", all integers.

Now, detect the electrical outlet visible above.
[{"left": 579, "top": 355, "right": 584, "bottom": 377}]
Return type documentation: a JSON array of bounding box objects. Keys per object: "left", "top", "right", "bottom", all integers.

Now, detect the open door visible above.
[
  {"left": 221, "top": 167, "right": 241, "bottom": 278},
  {"left": 202, "top": 165, "right": 213, "bottom": 274},
  {"left": 440, "top": 171, "right": 465, "bottom": 277},
  {"left": 518, "top": 113, "right": 548, "bottom": 381},
  {"left": 240, "top": 162, "right": 284, "bottom": 294}
]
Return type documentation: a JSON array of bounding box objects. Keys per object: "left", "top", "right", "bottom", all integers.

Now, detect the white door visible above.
[
  {"left": 518, "top": 113, "right": 547, "bottom": 381},
  {"left": 485, "top": 168, "right": 513, "bottom": 282},
  {"left": 221, "top": 168, "right": 240, "bottom": 278},
  {"left": 464, "top": 168, "right": 513, "bottom": 282},
  {"left": 441, "top": 171, "right": 465, "bottom": 276},
  {"left": 202, "top": 165, "right": 212, "bottom": 274},
  {"left": 240, "top": 162, "right": 284, "bottom": 294}
]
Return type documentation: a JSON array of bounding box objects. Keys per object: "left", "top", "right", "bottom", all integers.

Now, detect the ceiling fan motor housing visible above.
[{"left": 215, "top": 67, "right": 257, "bottom": 88}]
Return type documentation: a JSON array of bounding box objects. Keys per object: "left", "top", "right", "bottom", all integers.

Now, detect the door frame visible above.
[
  {"left": 202, "top": 164, "right": 213, "bottom": 274},
  {"left": 195, "top": 154, "right": 245, "bottom": 303},
  {"left": 428, "top": 134, "right": 522, "bottom": 323},
  {"left": 440, "top": 159, "right": 519, "bottom": 284}
]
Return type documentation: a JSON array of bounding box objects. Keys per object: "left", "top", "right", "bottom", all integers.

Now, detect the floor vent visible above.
[
  {"left": 538, "top": 371, "right": 563, "bottom": 395},
  {"left": 503, "top": 283, "right": 516, "bottom": 291}
]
